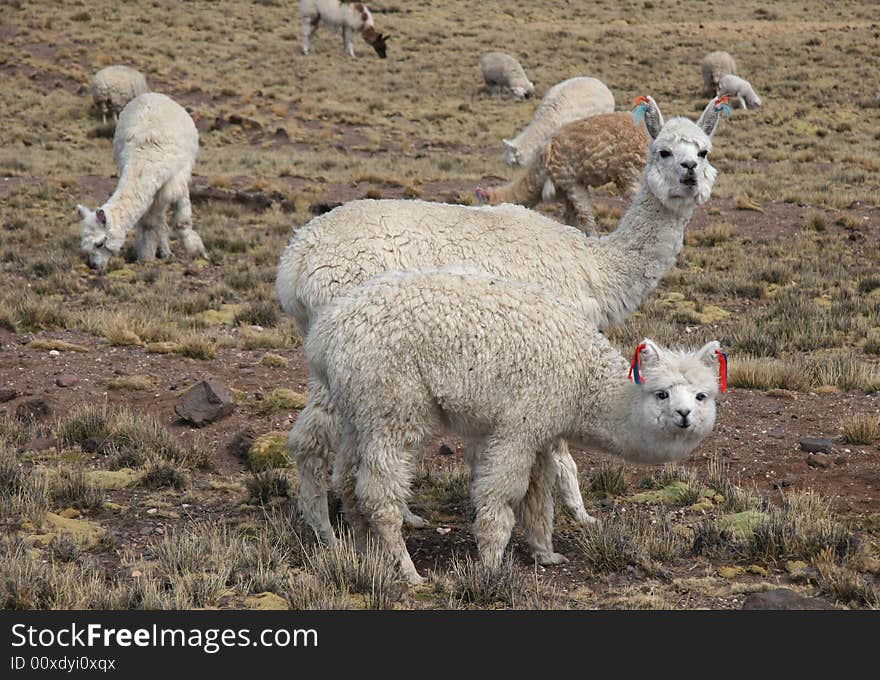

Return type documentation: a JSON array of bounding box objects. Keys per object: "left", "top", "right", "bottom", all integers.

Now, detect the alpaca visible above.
[
  {"left": 718, "top": 74, "right": 762, "bottom": 110},
  {"left": 308, "top": 266, "right": 726, "bottom": 583},
  {"left": 90, "top": 65, "right": 149, "bottom": 126},
  {"left": 77, "top": 92, "right": 206, "bottom": 271},
  {"left": 476, "top": 112, "right": 649, "bottom": 235},
  {"left": 299, "top": 0, "right": 389, "bottom": 58},
  {"left": 277, "top": 95, "right": 729, "bottom": 546},
  {"left": 502, "top": 76, "right": 615, "bottom": 166},
  {"left": 701, "top": 50, "right": 737, "bottom": 96},
  {"left": 480, "top": 52, "right": 534, "bottom": 101}
]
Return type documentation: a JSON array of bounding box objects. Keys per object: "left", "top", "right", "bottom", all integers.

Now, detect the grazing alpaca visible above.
[
  {"left": 502, "top": 76, "right": 615, "bottom": 166},
  {"left": 89, "top": 65, "right": 149, "bottom": 126},
  {"left": 277, "top": 95, "right": 729, "bottom": 546},
  {"left": 77, "top": 92, "right": 206, "bottom": 271},
  {"left": 299, "top": 0, "right": 389, "bottom": 58},
  {"left": 476, "top": 112, "right": 650, "bottom": 235},
  {"left": 718, "top": 74, "right": 762, "bottom": 110},
  {"left": 308, "top": 267, "right": 726, "bottom": 583},
  {"left": 701, "top": 50, "right": 737, "bottom": 96},
  {"left": 480, "top": 52, "right": 534, "bottom": 101}
]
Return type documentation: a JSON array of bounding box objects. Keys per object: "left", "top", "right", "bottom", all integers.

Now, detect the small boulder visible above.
[
  {"left": 800, "top": 436, "right": 832, "bottom": 454},
  {"left": 55, "top": 374, "right": 79, "bottom": 388},
  {"left": 175, "top": 380, "right": 236, "bottom": 426},
  {"left": 0, "top": 388, "right": 17, "bottom": 403},
  {"left": 741, "top": 588, "right": 831, "bottom": 610},
  {"left": 767, "top": 427, "right": 785, "bottom": 440},
  {"left": 806, "top": 453, "right": 832, "bottom": 469}
]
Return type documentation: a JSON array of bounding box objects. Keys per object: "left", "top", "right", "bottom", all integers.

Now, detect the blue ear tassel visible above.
[
  {"left": 632, "top": 103, "right": 648, "bottom": 126},
  {"left": 632, "top": 360, "right": 641, "bottom": 384},
  {"left": 714, "top": 103, "right": 732, "bottom": 117}
]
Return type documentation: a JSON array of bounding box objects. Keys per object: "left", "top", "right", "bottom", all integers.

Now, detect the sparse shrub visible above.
[
  {"left": 141, "top": 460, "right": 189, "bottom": 490},
  {"left": 576, "top": 508, "right": 684, "bottom": 574},
  {"left": 302, "top": 530, "right": 405, "bottom": 610},
  {"left": 259, "top": 353, "right": 288, "bottom": 368},
  {"left": 235, "top": 301, "right": 279, "bottom": 328},
  {"left": 50, "top": 533, "right": 82, "bottom": 563},
  {"left": 446, "top": 553, "right": 544, "bottom": 609},
  {"left": 51, "top": 468, "right": 104, "bottom": 511},
  {"left": 840, "top": 413, "right": 880, "bottom": 444},
  {"left": 590, "top": 462, "right": 628, "bottom": 497},
  {"left": 175, "top": 334, "right": 217, "bottom": 360},
  {"left": 0, "top": 442, "right": 49, "bottom": 525},
  {"left": 814, "top": 550, "right": 879, "bottom": 608},
  {"left": 246, "top": 470, "right": 291, "bottom": 504},
  {"left": 57, "top": 403, "right": 111, "bottom": 447}
]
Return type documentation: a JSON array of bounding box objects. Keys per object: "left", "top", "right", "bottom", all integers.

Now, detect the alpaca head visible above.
[
  {"left": 633, "top": 96, "right": 729, "bottom": 214},
  {"left": 617, "top": 338, "right": 725, "bottom": 464},
  {"left": 502, "top": 139, "right": 523, "bottom": 165},
  {"left": 77, "top": 204, "right": 113, "bottom": 270}
]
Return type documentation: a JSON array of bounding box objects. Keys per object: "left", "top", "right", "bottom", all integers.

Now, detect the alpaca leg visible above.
[
  {"left": 402, "top": 445, "right": 428, "bottom": 528},
  {"left": 739, "top": 96, "right": 748, "bottom": 110},
  {"left": 288, "top": 376, "right": 338, "bottom": 545},
  {"left": 355, "top": 432, "right": 423, "bottom": 584},
  {"left": 332, "top": 423, "right": 371, "bottom": 550},
  {"left": 134, "top": 200, "right": 166, "bottom": 262},
  {"left": 342, "top": 25, "right": 355, "bottom": 57},
  {"left": 168, "top": 175, "right": 206, "bottom": 259},
  {"left": 157, "top": 221, "right": 172, "bottom": 259},
  {"left": 470, "top": 437, "right": 534, "bottom": 572},
  {"left": 552, "top": 440, "right": 596, "bottom": 525},
  {"left": 560, "top": 184, "right": 597, "bottom": 235},
  {"left": 516, "top": 448, "right": 567, "bottom": 565},
  {"left": 301, "top": 16, "right": 317, "bottom": 55}
]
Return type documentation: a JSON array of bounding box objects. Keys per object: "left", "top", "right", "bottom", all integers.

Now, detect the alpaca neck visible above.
[
  {"left": 101, "top": 159, "right": 164, "bottom": 248},
  {"left": 589, "top": 184, "right": 695, "bottom": 328},
  {"left": 489, "top": 166, "right": 543, "bottom": 206}
]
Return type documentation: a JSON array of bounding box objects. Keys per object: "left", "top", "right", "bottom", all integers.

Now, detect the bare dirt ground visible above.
[{"left": 1, "top": 1, "right": 879, "bottom": 610}]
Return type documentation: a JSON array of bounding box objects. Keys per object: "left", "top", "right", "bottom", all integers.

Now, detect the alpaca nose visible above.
[
  {"left": 677, "top": 408, "right": 691, "bottom": 419},
  {"left": 680, "top": 160, "right": 697, "bottom": 171}
]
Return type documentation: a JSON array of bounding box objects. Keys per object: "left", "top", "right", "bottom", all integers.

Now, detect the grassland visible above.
[{"left": 0, "top": 0, "right": 878, "bottom": 609}]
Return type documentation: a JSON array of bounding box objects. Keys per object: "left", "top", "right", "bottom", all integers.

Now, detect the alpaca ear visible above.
[
  {"left": 76, "top": 204, "right": 90, "bottom": 221},
  {"left": 696, "top": 96, "right": 731, "bottom": 137},
  {"left": 96, "top": 208, "right": 107, "bottom": 225},
  {"left": 632, "top": 95, "right": 664, "bottom": 139},
  {"left": 696, "top": 340, "right": 727, "bottom": 392},
  {"left": 628, "top": 339, "right": 662, "bottom": 384},
  {"left": 502, "top": 139, "right": 514, "bottom": 149}
]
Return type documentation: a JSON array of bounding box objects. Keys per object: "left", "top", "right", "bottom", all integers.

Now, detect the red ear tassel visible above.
[
  {"left": 628, "top": 342, "right": 647, "bottom": 384},
  {"left": 715, "top": 349, "right": 728, "bottom": 393},
  {"left": 632, "top": 95, "right": 651, "bottom": 106}
]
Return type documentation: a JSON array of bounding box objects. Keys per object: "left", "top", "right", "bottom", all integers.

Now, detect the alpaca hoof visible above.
[
  {"left": 403, "top": 509, "right": 428, "bottom": 529},
  {"left": 573, "top": 510, "right": 599, "bottom": 526},
  {"left": 403, "top": 569, "right": 426, "bottom": 586},
  {"left": 535, "top": 551, "right": 569, "bottom": 566}
]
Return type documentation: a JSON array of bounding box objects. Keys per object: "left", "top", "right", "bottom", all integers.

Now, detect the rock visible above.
[
  {"left": 835, "top": 456, "right": 846, "bottom": 465},
  {"left": 244, "top": 592, "right": 289, "bottom": 610},
  {"left": 806, "top": 453, "right": 831, "bottom": 469},
  {"left": 16, "top": 397, "right": 51, "bottom": 423},
  {"left": 800, "top": 436, "right": 832, "bottom": 454},
  {"left": 21, "top": 436, "right": 55, "bottom": 452},
  {"left": 228, "top": 428, "right": 258, "bottom": 460},
  {"left": 247, "top": 431, "right": 290, "bottom": 471},
  {"left": 767, "top": 427, "right": 785, "bottom": 440},
  {"left": 438, "top": 443, "right": 455, "bottom": 456},
  {"left": 0, "top": 388, "right": 17, "bottom": 402},
  {"left": 81, "top": 437, "right": 104, "bottom": 454},
  {"left": 741, "top": 589, "right": 830, "bottom": 610},
  {"left": 175, "top": 380, "right": 237, "bottom": 426},
  {"left": 772, "top": 478, "right": 793, "bottom": 490},
  {"left": 55, "top": 374, "right": 78, "bottom": 387}
]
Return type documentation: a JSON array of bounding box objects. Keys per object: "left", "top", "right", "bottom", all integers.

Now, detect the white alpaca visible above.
[
  {"left": 480, "top": 52, "right": 534, "bottom": 101},
  {"left": 90, "top": 65, "right": 149, "bottom": 126},
  {"left": 502, "top": 76, "right": 615, "bottom": 166},
  {"left": 277, "top": 96, "right": 729, "bottom": 546},
  {"left": 308, "top": 267, "right": 726, "bottom": 583},
  {"left": 77, "top": 92, "right": 206, "bottom": 271},
  {"left": 718, "top": 74, "right": 761, "bottom": 110},
  {"left": 701, "top": 50, "right": 737, "bottom": 96},
  {"left": 299, "top": 0, "right": 389, "bottom": 58}
]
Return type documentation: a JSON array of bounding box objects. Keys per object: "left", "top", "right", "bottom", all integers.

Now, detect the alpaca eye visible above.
[
  {"left": 656, "top": 390, "right": 669, "bottom": 400},
  {"left": 659, "top": 150, "right": 672, "bottom": 158},
  {"left": 697, "top": 150, "right": 708, "bottom": 158},
  {"left": 696, "top": 393, "right": 706, "bottom": 401}
]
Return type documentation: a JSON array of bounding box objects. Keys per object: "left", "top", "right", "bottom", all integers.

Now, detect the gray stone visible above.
[
  {"left": 21, "top": 436, "right": 55, "bottom": 452},
  {"left": 806, "top": 453, "right": 832, "bottom": 469},
  {"left": 175, "top": 380, "right": 236, "bottom": 427},
  {"left": 741, "top": 589, "right": 832, "bottom": 610},
  {"left": 799, "top": 436, "right": 833, "bottom": 454},
  {"left": 55, "top": 374, "right": 78, "bottom": 388},
  {"left": 768, "top": 427, "right": 785, "bottom": 440},
  {"left": 0, "top": 388, "right": 17, "bottom": 403}
]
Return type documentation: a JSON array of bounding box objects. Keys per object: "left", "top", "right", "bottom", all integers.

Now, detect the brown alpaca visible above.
[{"left": 476, "top": 112, "right": 649, "bottom": 235}]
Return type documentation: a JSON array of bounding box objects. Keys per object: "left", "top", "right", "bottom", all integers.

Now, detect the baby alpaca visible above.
[
  {"left": 476, "top": 112, "right": 649, "bottom": 235},
  {"left": 480, "top": 52, "right": 534, "bottom": 101},
  {"left": 299, "top": 0, "right": 389, "bottom": 58},
  {"left": 310, "top": 267, "right": 725, "bottom": 583},
  {"left": 701, "top": 50, "right": 737, "bottom": 96},
  {"left": 90, "top": 65, "right": 149, "bottom": 126},
  {"left": 77, "top": 92, "right": 206, "bottom": 271},
  {"left": 718, "top": 74, "right": 761, "bottom": 110}
]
